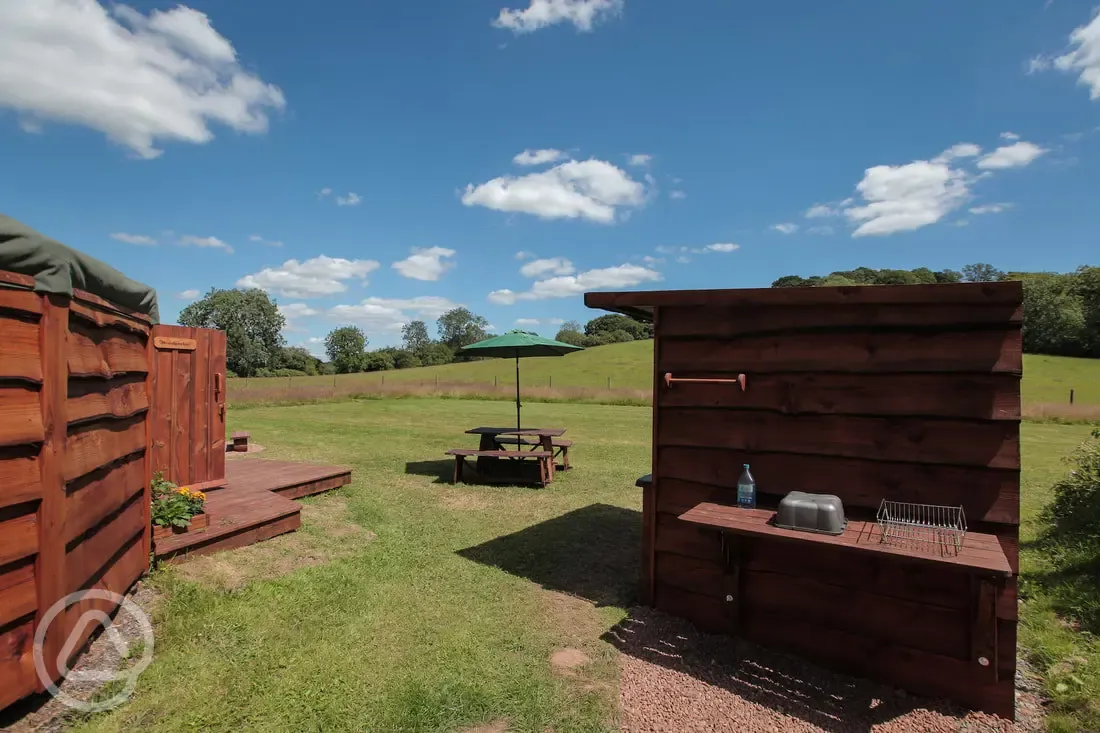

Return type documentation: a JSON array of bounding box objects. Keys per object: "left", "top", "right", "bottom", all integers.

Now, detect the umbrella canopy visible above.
[{"left": 458, "top": 330, "right": 583, "bottom": 430}]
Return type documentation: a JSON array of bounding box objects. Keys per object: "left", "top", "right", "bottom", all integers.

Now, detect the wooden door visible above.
[{"left": 149, "top": 325, "right": 227, "bottom": 490}]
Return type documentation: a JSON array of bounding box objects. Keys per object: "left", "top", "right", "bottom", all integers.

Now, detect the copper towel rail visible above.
[{"left": 664, "top": 372, "right": 747, "bottom": 391}]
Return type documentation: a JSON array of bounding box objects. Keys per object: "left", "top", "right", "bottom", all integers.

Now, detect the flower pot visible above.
[{"left": 152, "top": 512, "right": 208, "bottom": 542}]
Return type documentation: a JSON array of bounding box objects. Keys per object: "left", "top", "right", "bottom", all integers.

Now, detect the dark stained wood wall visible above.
[
  {"left": 148, "top": 325, "right": 227, "bottom": 491},
  {"left": 593, "top": 282, "right": 1023, "bottom": 719},
  {"left": 0, "top": 272, "right": 153, "bottom": 711}
]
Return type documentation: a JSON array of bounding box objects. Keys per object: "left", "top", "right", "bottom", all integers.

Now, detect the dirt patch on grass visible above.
[
  {"left": 550, "top": 648, "right": 592, "bottom": 676},
  {"left": 173, "top": 496, "right": 373, "bottom": 592},
  {"left": 460, "top": 721, "right": 510, "bottom": 733},
  {"left": 1, "top": 582, "right": 162, "bottom": 733},
  {"left": 225, "top": 442, "right": 266, "bottom": 458}
]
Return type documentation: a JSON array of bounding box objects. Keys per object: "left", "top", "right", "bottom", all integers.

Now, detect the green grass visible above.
[
  {"left": 229, "top": 342, "right": 1100, "bottom": 416},
  {"left": 73, "top": 400, "right": 1099, "bottom": 732}
]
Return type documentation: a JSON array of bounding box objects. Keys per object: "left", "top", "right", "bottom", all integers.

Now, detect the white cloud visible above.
[
  {"left": 1051, "top": 9, "right": 1100, "bottom": 100},
  {"left": 392, "top": 247, "right": 456, "bottom": 281},
  {"left": 249, "top": 234, "right": 284, "bottom": 247},
  {"left": 704, "top": 243, "right": 739, "bottom": 253},
  {"left": 676, "top": 256, "right": 691, "bottom": 264},
  {"left": 844, "top": 159, "right": 970, "bottom": 237},
  {"left": 969, "top": 202, "right": 1013, "bottom": 215},
  {"left": 110, "top": 232, "right": 157, "bottom": 245},
  {"left": 977, "top": 141, "right": 1048, "bottom": 169},
  {"left": 179, "top": 234, "right": 233, "bottom": 253},
  {"left": 328, "top": 296, "right": 460, "bottom": 333},
  {"left": 549, "top": 317, "right": 565, "bottom": 325},
  {"left": 318, "top": 187, "right": 332, "bottom": 198},
  {"left": 462, "top": 157, "right": 648, "bottom": 223},
  {"left": 237, "top": 255, "right": 381, "bottom": 298},
  {"left": 669, "top": 190, "right": 686, "bottom": 200},
  {"left": 804, "top": 198, "right": 852, "bottom": 218},
  {"left": 492, "top": 0, "right": 623, "bottom": 33},
  {"left": 278, "top": 303, "right": 320, "bottom": 319},
  {"left": 515, "top": 318, "right": 541, "bottom": 327},
  {"left": 931, "top": 142, "right": 982, "bottom": 163},
  {"left": 520, "top": 257, "right": 575, "bottom": 278},
  {"left": 772, "top": 223, "right": 799, "bottom": 235},
  {"left": 336, "top": 192, "right": 362, "bottom": 207},
  {"left": 807, "top": 225, "right": 835, "bottom": 236},
  {"left": 1000, "top": 131, "right": 1021, "bottom": 141},
  {"left": 176, "top": 289, "right": 199, "bottom": 300},
  {"left": 515, "top": 250, "right": 535, "bottom": 260},
  {"left": 0, "top": 1, "right": 284, "bottom": 159},
  {"left": 628, "top": 153, "right": 652, "bottom": 166},
  {"left": 513, "top": 148, "right": 564, "bottom": 166},
  {"left": 489, "top": 263, "right": 661, "bottom": 304},
  {"left": 641, "top": 255, "right": 665, "bottom": 266}
]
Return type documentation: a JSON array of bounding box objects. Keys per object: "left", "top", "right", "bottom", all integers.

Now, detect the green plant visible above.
[
  {"left": 150, "top": 472, "right": 206, "bottom": 528},
  {"left": 1041, "top": 428, "right": 1100, "bottom": 537}
]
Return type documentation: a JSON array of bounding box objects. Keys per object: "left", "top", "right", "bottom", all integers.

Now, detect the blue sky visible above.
[{"left": 2, "top": 0, "right": 1098, "bottom": 353}]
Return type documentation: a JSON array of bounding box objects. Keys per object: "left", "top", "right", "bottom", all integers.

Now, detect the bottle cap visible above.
[{"left": 743, "top": 463, "right": 749, "bottom": 468}]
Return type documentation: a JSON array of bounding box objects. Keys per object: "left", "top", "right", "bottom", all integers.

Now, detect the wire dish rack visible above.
[{"left": 875, "top": 500, "right": 967, "bottom": 557}]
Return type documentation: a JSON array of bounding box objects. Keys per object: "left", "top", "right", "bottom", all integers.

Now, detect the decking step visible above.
[
  {"left": 154, "top": 488, "right": 301, "bottom": 564},
  {"left": 225, "top": 459, "right": 352, "bottom": 500}
]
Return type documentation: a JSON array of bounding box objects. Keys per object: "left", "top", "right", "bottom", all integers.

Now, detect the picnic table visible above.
[{"left": 445, "top": 427, "right": 572, "bottom": 488}]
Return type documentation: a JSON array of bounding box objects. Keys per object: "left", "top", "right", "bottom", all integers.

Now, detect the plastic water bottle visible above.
[{"left": 737, "top": 464, "right": 756, "bottom": 509}]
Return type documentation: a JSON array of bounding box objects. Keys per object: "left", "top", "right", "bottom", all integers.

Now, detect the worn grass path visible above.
[{"left": 74, "top": 401, "right": 1096, "bottom": 732}]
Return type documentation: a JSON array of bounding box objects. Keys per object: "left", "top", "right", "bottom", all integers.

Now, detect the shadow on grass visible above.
[
  {"left": 602, "top": 607, "right": 975, "bottom": 733},
  {"left": 456, "top": 503, "right": 641, "bottom": 608},
  {"left": 404, "top": 460, "right": 453, "bottom": 484},
  {"left": 1022, "top": 537, "right": 1100, "bottom": 636}
]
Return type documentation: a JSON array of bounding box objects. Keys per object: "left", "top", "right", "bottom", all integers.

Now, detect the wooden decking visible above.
[{"left": 154, "top": 458, "right": 353, "bottom": 563}]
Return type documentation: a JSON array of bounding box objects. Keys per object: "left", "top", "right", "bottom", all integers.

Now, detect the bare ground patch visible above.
[
  {"left": 440, "top": 490, "right": 491, "bottom": 512},
  {"left": 607, "top": 606, "right": 1045, "bottom": 733},
  {"left": 172, "top": 495, "right": 373, "bottom": 592},
  {"left": 460, "top": 721, "right": 510, "bottom": 733},
  {"left": 1, "top": 582, "right": 162, "bottom": 733}
]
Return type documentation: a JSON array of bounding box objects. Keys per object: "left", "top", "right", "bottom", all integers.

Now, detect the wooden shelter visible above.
[{"left": 585, "top": 282, "right": 1022, "bottom": 719}]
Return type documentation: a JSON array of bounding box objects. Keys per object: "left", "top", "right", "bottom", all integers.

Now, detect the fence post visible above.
[
  {"left": 607, "top": 376, "right": 611, "bottom": 389},
  {"left": 381, "top": 375, "right": 385, "bottom": 387},
  {"left": 494, "top": 375, "right": 498, "bottom": 387},
  {"left": 549, "top": 375, "right": 552, "bottom": 388},
  {"left": 1070, "top": 389, "right": 1075, "bottom": 405},
  {"left": 435, "top": 374, "right": 439, "bottom": 391}
]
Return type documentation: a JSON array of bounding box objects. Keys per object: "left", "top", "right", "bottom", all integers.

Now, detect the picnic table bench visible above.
[
  {"left": 446, "top": 449, "right": 554, "bottom": 487},
  {"left": 230, "top": 431, "right": 250, "bottom": 452},
  {"left": 491, "top": 434, "right": 573, "bottom": 470}
]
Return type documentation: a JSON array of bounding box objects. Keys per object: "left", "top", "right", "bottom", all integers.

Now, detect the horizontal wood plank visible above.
[
  {"left": 67, "top": 322, "right": 148, "bottom": 378},
  {"left": 0, "top": 288, "right": 42, "bottom": 317},
  {"left": 62, "top": 414, "right": 146, "bottom": 483},
  {"left": 0, "top": 510, "right": 37, "bottom": 566},
  {"left": 657, "top": 448, "right": 1020, "bottom": 524},
  {"left": 65, "top": 494, "right": 144, "bottom": 593},
  {"left": 0, "top": 384, "right": 44, "bottom": 447},
  {"left": 0, "top": 448, "right": 40, "bottom": 510},
  {"left": 0, "top": 317, "right": 42, "bottom": 383},
  {"left": 69, "top": 300, "right": 151, "bottom": 336},
  {"left": 659, "top": 409, "right": 1020, "bottom": 469},
  {"left": 0, "top": 560, "right": 36, "bottom": 628},
  {"left": 72, "top": 289, "right": 153, "bottom": 325},
  {"left": 653, "top": 512, "right": 721, "bottom": 561},
  {"left": 658, "top": 329, "right": 1021, "bottom": 375},
  {"left": 659, "top": 372, "right": 1020, "bottom": 420},
  {"left": 658, "top": 302, "right": 1024, "bottom": 338},
  {"left": 65, "top": 453, "right": 146, "bottom": 542},
  {"left": 0, "top": 618, "right": 36, "bottom": 712},
  {"left": 67, "top": 376, "right": 149, "bottom": 425}
]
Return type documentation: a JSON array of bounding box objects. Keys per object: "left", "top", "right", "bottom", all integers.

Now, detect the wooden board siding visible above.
[
  {"left": 0, "top": 274, "right": 155, "bottom": 712},
  {"left": 149, "top": 325, "right": 227, "bottom": 489},
  {"left": 588, "top": 281, "right": 1022, "bottom": 720}
]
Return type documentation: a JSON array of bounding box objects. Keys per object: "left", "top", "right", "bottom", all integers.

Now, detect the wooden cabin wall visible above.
[
  {"left": 0, "top": 273, "right": 152, "bottom": 711},
  {"left": 149, "top": 325, "right": 227, "bottom": 491},
  {"left": 646, "top": 283, "right": 1022, "bottom": 718}
]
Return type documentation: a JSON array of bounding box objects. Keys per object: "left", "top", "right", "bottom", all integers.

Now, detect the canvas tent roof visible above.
[{"left": 0, "top": 214, "right": 159, "bottom": 322}]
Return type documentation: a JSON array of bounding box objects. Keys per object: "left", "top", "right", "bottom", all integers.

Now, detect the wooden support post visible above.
[
  {"left": 721, "top": 532, "right": 742, "bottom": 633},
  {"left": 971, "top": 575, "right": 1000, "bottom": 683}
]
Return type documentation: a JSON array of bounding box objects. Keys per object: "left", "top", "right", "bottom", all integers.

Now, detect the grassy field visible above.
[
  {"left": 228, "top": 342, "right": 1100, "bottom": 419},
  {"left": 70, "top": 399, "right": 1100, "bottom": 732}
]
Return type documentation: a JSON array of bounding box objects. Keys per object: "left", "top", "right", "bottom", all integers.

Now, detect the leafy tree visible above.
[
  {"left": 178, "top": 288, "right": 286, "bottom": 377},
  {"left": 437, "top": 308, "right": 489, "bottom": 350},
  {"left": 909, "top": 267, "right": 939, "bottom": 285},
  {"left": 393, "top": 349, "right": 422, "bottom": 369},
  {"left": 1074, "top": 266, "right": 1100, "bottom": 357},
  {"left": 1022, "top": 275, "right": 1086, "bottom": 356},
  {"left": 934, "top": 269, "right": 963, "bottom": 284},
  {"left": 771, "top": 275, "right": 810, "bottom": 288},
  {"left": 418, "top": 341, "right": 455, "bottom": 366},
  {"left": 402, "top": 320, "right": 431, "bottom": 353},
  {"left": 325, "top": 326, "right": 368, "bottom": 374},
  {"left": 364, "top": 350, "right": 396, "bottom": 372},
  {"left": 555, "top": 328, "right": 585, "bottom": 346},
  {"left": 317, "top": 362, "right": 336, "bottom": 376},
  {"left": 584, "top": 314, "right": 649, "bottom": 341},
  {"left": 962, "top": 263, "right": 1005, "bottom": 283},
  {"left": 279, "top": 346, "right": 319, "bottom": 376},
  {"left": 819, "top": 274, "right": 859, "bottom": 287}
]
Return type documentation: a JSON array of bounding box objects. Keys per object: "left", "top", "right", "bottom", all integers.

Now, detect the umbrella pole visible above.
[{"left": 515, "top": 354, "right": 521, "bottom": 431}]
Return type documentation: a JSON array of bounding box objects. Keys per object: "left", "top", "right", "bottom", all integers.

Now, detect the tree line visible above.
[
  {"left": 177, "top": 288, "right": 653, "bottom": 377},
  {"left": 771, "top": 263, "right": 1100, "bottom": 358}
]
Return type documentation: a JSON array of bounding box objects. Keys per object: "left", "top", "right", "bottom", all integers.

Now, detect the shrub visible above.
[
  {"left": 1042, "top": 428, "right": 1100, "bottom": 538},
  {"left": 271, "top": 368, "right": 307, "bottom": 377}
]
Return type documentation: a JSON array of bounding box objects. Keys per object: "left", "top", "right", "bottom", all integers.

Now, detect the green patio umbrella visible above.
[{"left": 458, "top": 330, "right": 583, "bottom": 430}]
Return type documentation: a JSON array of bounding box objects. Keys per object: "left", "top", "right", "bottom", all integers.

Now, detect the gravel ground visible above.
[
  {"left": 610, "top": 606, "right": 1046, "bottom": 733},
  {"left": 1, "top": 582, "right": 161, "bottom": 733}
]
